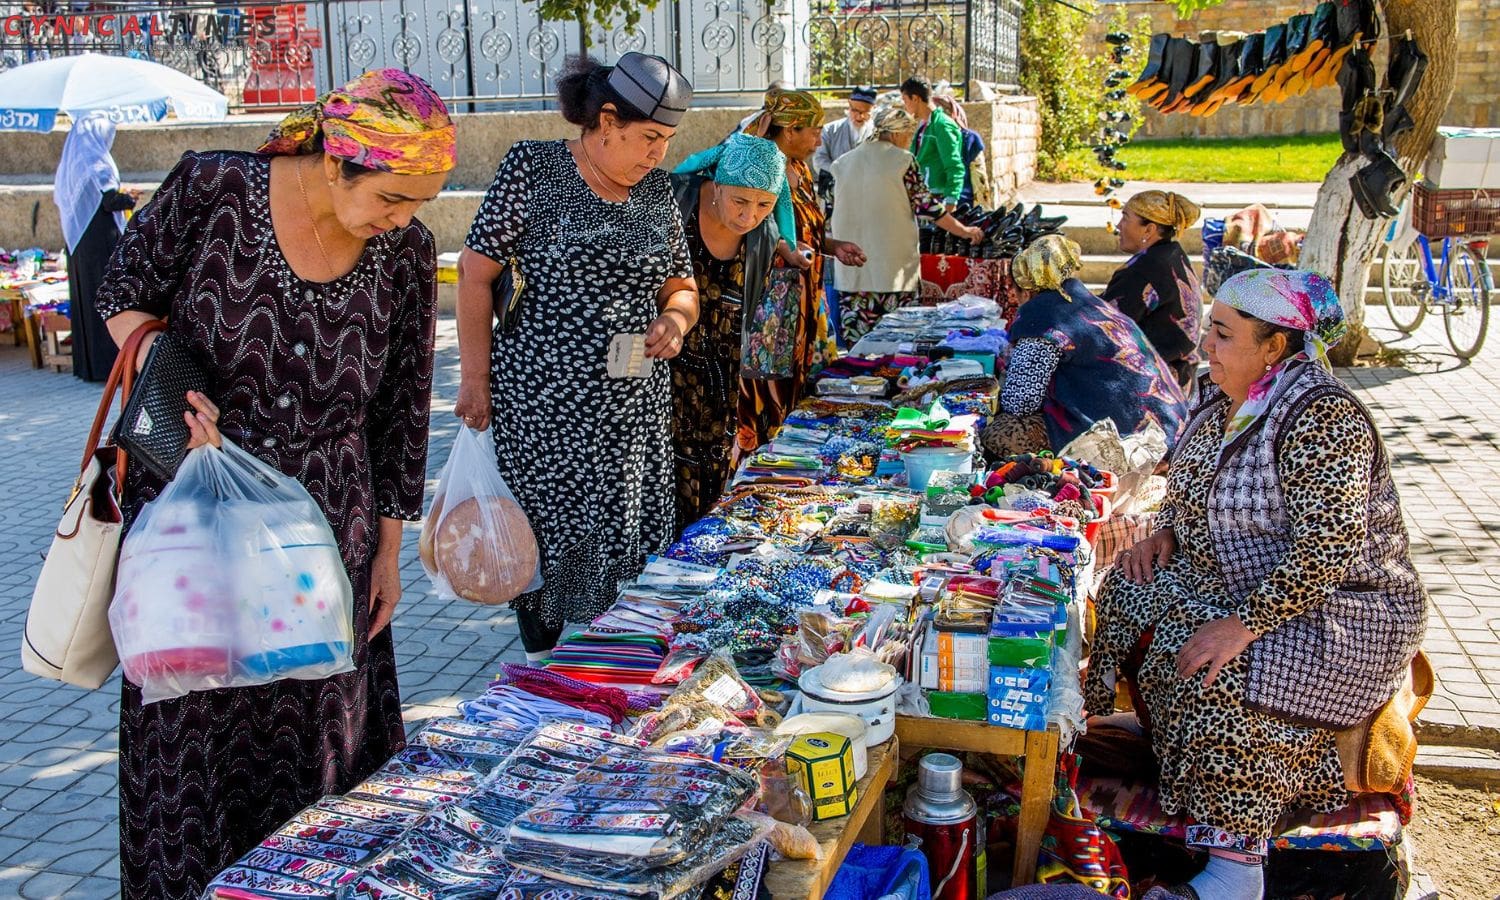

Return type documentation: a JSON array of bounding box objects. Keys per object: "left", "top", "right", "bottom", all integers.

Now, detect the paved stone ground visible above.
[{"left": 0, "top": 310, "right": 1496, "bottom": 895}]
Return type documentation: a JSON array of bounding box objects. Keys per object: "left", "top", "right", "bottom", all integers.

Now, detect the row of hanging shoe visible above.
[
  {"left": 1129, "top": 0, "right": 1379, "bottom": 116},
  {"left": 1344, "top": 30, "right": 1427, "bottom": 218}
]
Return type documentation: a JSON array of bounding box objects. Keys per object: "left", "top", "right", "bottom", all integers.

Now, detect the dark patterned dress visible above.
[
  {"left": 982, "top": 279, "right": 1188, "bottom": 459},
  {"left": 836, "top": 161, "right": 945, "bottom": 346},
  {"left": 1102, "top": 240, "right": 1204, "bottom": 389},
  {"left": 671, "top": 203, "right": 747, "bottom": 529},
  {"left": 465, "top": 141, "right": 693, "bottom": 653},
  {"left": 95, "top": 151, "right": 435, "bottom": 900},
  {"left": 739, "top": 159, "right": 838, "bottom": 453}
]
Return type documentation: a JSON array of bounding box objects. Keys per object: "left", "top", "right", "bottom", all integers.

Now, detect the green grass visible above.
[{"left": 1117, "top": 134, "right": 1345, "bottom": 183}]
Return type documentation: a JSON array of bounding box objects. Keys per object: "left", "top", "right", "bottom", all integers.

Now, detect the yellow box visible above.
[{"left": 786, "top": 732, "right": 858, "bottom": 821}]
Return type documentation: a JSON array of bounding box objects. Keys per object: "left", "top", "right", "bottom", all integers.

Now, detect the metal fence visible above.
[{"left": 0, "top": 0, "right": 1021, "bottom": 109}]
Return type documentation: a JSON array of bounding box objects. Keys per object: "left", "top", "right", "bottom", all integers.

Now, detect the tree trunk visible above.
[{"left": 1299, "top": 0, "right": 1459, "bottom": 365}]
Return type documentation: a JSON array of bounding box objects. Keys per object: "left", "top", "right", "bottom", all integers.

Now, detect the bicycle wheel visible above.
[
  {"left": 1443, "top": 245, "right": 1491, "bottom": 359},
  {"left": 1381, "top": 239, "right": 1426, "bottom": 333}
]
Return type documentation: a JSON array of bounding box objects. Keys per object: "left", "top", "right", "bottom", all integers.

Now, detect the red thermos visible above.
[{"left": 903, "top": 752, "right": 987, "bottom": 900}]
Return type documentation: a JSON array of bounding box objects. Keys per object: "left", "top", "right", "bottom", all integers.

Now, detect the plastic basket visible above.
[{"left": 1411, "top": 183, "right": 1500, "bottom": 238}]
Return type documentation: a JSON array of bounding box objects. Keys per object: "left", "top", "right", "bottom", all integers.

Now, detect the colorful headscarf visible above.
[
  {"left": 872, "top": 106, "right": 916, "bottom": 140},
  {"left": 1012, "top": 235, "right": 1083, "bottom": 293},
  {"left": 749, "top": 87, "right": 824, "bottom": 133},
  {"left": 259, "top": 68, "right": 456, "bottom": 175},
  {"left": 1124, "top": 190, "right": 1201, "bottom": 233},
  {"left": 677, "top": 132, "right": 795, "bottom": 246},
  {"left": 1215, "top": 268, "right": 1348, "bottom": 453}
]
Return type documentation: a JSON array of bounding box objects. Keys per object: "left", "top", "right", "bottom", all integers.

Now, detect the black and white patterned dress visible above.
[{"left": 465, "top": 140, "right": 693, "bottom": 651}]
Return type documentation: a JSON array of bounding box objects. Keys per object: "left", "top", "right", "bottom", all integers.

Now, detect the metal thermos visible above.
[{"left": 902, "top": 752, "right": 986, "bottom": 900}]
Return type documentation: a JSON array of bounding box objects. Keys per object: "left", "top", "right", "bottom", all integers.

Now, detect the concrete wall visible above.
[
  {"left": 1091, "top": 0, "right": 1497, "bottom": 140},
  {"left": 0, "top": 96, "right": 1042, "bottom": 251}
]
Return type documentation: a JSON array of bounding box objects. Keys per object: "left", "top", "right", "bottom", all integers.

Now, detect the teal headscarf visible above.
[{"left": 675, "top": 131, "right": 796, "bottom": 246}]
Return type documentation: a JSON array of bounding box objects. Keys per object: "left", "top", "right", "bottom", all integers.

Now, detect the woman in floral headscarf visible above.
[
  {"left": 97, "top": 68, "right": 453, "bottom": 900},
  {"left": 741, "top": 87, "right": 865, "bottom": 446},
  {"left": 1085, "top": 270, "right": 1429, "bottom": 900}
]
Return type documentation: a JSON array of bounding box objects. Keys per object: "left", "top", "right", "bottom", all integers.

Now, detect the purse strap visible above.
[{"left": 73, "top": 319, "right": 168, "bottom": 500}]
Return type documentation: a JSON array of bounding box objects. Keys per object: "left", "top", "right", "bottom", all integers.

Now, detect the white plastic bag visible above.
[
  {"left": 110, "top": 441, "right": 354, "bottom": 704},
  {"left": 419, "top": 427, "right": 541, "bottom": 605}
]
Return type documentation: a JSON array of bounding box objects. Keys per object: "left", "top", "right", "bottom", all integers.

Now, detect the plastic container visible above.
[{"left": 901, "top": 447, "right": 974, "bottom": 493}]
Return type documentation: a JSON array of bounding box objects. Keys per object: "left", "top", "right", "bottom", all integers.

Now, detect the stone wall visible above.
[{"left": 1088, "top": 0, "right": 1496, "bottom": 140}]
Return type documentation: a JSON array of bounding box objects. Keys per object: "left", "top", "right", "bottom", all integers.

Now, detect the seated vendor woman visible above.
[
  {"left": 980, "top": 234, "right": 1188, "bottom": 460},
  {"left": 1086, "top": 269, "right": 1429, "bottom": 900},
  {"left": 669, "top": 132, "right": 785, "bottom": 529},
  {"left": 1104, "top": 190, "right": 1206, "bottom": 390}
]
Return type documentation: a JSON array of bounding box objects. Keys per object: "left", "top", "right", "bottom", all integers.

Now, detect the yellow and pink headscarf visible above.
[
  {"left": 259, "top": 69, "right": 456, "bottom": 175},
  {"left": 748, "top": 87, "right": 824, "bottom": 134}
]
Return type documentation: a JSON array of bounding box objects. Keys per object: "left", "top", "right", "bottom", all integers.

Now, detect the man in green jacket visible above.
[{"left": 901, "top": 77, "right": 964, "bottom": 209}]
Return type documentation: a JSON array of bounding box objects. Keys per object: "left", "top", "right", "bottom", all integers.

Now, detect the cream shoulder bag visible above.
[{"left": 21, "top": 320, "right": 164, "bottom": 688}]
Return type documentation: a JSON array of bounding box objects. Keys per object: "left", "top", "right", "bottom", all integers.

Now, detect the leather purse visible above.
[
  {"left": 110, "top": 328, "right": 209, "bottom": 481},
  {"left": 1335, "top": 650, "right": 1433, "bottom": 794},
  {"left": 492, "top": 256, "right": 527, "bottom": 335},
  {"left": 21, "top": 320, "right": 164, "bottom": 689}
]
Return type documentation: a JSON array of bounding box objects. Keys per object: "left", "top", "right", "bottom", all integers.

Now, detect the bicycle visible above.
[{"left": 1379, "top": 186, "right": 1494, "bottom": 360}]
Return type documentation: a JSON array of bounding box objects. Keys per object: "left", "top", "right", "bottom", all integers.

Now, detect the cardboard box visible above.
[
  {"left": 786, "top": 733, "right": 858, "bottom": 820},
  {"left": 928, "top": 691, "right": 988, "bottom": 721},
  {"left": 1425, "top": 128, "right": 1500, "bottom": 190},
  {"left": 986, "top": 666, "right": 1051, "bottom": 730}
]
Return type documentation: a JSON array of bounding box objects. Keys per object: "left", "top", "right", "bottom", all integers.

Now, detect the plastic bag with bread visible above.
[{"left": 419, "top": 427, "right": 542, "bottom": 605}]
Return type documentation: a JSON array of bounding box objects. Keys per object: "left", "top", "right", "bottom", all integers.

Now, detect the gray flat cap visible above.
[{"left": 607, "top": 52, "right": 694, "bottom": 127}]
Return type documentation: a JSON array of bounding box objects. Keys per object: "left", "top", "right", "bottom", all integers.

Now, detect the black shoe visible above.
[
  {"left": 1350, "top": 148, "right": 1406, "bottom": 219},
  {"left": 1105, "top": 31, "right": 1130, "bottom": 46},
  {"left": 1338, "top": 45, "right": 1378, "bottom": 115},
  {"left": 1184, "top": 40, "right": 1220, "bottom": 100},
  {"left": 1384, "top": 33, "right": 1429, "bottom": 113}
]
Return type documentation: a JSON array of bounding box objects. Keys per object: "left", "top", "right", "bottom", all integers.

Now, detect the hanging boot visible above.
[
  {"left": 1350, "top": 148, "right": 1406, "bottom": 219},
  {"left": 1128, "top": 34, "right": 1168, "bottom": 96},
  {"left": 1247, "top": 24, "right": 1287, "bottom": 103},
  {"left": 1183, "top": 39, "right": 1220, "bottom": 101},
  {"left": 1299, "top": 2, "right": 1338, "bottom": 86},
  {"left": 1381, "top": 33, "right": 1429, "bottom": 143},
  {"left": 1271, "top": 13, "right": 1313, "bottom": 101},
  {"left": 1215, "top": 32, "right": 1264, "bottom": 105}
]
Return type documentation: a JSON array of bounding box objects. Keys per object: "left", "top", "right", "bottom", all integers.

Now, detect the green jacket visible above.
[{"left": 910, "top": 107, "right": 965, "bottom": 204}]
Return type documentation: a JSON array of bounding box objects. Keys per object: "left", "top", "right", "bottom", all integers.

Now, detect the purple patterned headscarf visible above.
[{"left": 1214, "top": 269, "right": 1348, "bottom": 455}]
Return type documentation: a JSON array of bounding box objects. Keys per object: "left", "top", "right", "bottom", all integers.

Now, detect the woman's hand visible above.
[
  {"left": 777, "top": 240, "right": 814, "bottom": 270},
  {"left": 962, "top": 225, "right": 984, "bottom": 244},
  {"left": 829, "top": 239, "right": 867, "bottom": 267},
  {"left": 184, "top": 391, "right": 222, "bottom": 450},
  {"left": 454, "top": 377, "right": 491, "bottom": 431},
  {"left": 1177, "top": 614, "right": 1256, "bottom": 687},
  {"left": 645, "top": 313, "right": 685, "bottom": 360},
  {"left": 367, "top": 543, "right": 402, "bottom": 641},
  {"left": 1116, "top": 527, "right": 1176, "bottom": 585}
]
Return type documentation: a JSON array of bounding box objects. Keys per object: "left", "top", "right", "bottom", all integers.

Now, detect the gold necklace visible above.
[
  {"left": 578, "top": 136, "right": 627, "bottom": 203},
  {"left": 296, "top": 158, "right": 337, "bottom": 280}
]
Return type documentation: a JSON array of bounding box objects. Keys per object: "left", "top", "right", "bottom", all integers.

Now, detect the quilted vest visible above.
[{"left": 1178, "top": 363, "right": 1428, "bottom": 730}]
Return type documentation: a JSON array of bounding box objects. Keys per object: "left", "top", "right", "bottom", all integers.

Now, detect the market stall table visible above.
[
  {"left": 763, "top": 736, "right": 898, "bottom": 900},
  {"left": 895, "top": 715, "right": 1061, "bottom": 887}
]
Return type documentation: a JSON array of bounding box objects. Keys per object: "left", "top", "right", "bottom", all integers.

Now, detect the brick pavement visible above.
[{"left": 0, "top": 311, "right": 1495, "bottom": 895}]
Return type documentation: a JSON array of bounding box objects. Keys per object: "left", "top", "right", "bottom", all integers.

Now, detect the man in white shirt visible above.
[{"left": 812, "top": 85, "right": 875, "bottom": 174}]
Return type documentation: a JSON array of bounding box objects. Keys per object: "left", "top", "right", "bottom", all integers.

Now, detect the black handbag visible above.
[
  {"left": 110, "top": 329, "right": 209, "bottom": 481},
  {"left": 492, "top": 257, "right": 526, "bottom": 335}
]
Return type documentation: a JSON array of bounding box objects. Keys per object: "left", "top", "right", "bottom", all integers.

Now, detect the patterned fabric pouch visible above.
[{"left": 741, "top": 267, "right": 801, "bottom": 379}]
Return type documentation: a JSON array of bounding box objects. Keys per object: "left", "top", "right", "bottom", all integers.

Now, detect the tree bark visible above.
[{"left": 1299, "top": 0, "right": 1459, "bottom": 364}]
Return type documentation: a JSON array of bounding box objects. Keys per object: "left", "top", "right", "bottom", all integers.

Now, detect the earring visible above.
[{"left": 1265, "top": 364, "right": 1273, "bottom": 372}]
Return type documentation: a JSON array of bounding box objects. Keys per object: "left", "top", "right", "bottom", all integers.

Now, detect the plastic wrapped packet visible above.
[
  {"left": 669, "top": 652, "right": 773, "bottom": 727},
  {"left": 345, "top": 829, "right": 512, "bottom": 900},
  {"left": 455, "top": 723, "right": 649, "bottom": 834},
  {"left": 503, "top": 813, "right": 773, "bottom": 899},
  {"left": 506, "top": 750, "right": 760, "bottom": 865},
  {"left": 419, "top": 426, "right": 541, "bottom": 606},
  {"left": 113, "top": 441, "right": 353, "bottom": 705},
  {"left": 404, "top": 717, "right": 532, "bottom": 775}
]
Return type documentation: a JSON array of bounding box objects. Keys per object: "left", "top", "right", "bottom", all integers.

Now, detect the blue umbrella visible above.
[{"left": 0, "top": 53, "right": 229, "bottom": 132}]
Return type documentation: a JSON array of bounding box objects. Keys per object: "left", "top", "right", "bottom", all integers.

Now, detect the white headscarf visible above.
[{"left": 54, "top": 113, "right": 124, "bottom": 252}]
